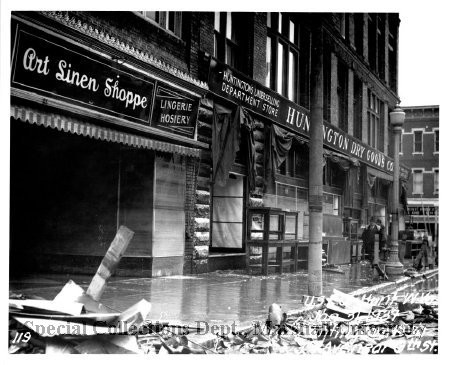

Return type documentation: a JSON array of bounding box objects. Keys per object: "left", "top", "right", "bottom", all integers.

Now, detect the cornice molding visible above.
[{"left": 40, "top": 11, "right": 209, "bottom": 91}]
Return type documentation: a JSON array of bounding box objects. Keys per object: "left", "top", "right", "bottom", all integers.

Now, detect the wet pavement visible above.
[{"left": 9, "top": 261, "right": 419, "bottom": 329}]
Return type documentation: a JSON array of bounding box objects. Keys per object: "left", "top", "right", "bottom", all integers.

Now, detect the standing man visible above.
[
  {"left": 362, "top": 217, "right": 378, "bottom": 261},
  {"left": 377, "top": 219, "right": 388, "bottom": 261}
]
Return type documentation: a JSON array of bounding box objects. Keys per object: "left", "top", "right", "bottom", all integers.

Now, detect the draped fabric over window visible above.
[
  {"left": 323, "top": 149, "right": 360, "bottom": 208},
  {"left": 212, "top": 104, "right": 256, "bottom": 190},
  {"left": 264, "top": 124, "right": 306, "bottom": 191}
]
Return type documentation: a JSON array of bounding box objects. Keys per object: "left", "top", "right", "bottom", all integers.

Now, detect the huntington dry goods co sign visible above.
[
  {"left": 209, "top": 59, "right": 395, "bottom": 174},
  {"left": 11, "top": 22, "right": 199, "bottom": 138}
]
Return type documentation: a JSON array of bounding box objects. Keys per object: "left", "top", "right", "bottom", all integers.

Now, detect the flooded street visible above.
[{"left": 10, "top": 262, "right": 433, "bottom": 329}]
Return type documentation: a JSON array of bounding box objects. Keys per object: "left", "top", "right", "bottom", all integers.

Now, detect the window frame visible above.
[
  {"left": 412, "top": 168, "right": 424, "bottom": 195},
  {"left": 367, "top": 89, "right": 381, "bottom": 149},
  {"left": 274, "top": 182, "right": 309, "bottom": 212},
  {"left": 412, "top": 129, "right": 424, "bottom": 154},
  {"left": 214, "top": 12, "right": 248, "bottom": 73},
  {"left": 277, "top": 142, "right": 309, "bottom": 180},
  {"left": 337, "top": 60, "right": 348, "bottom": 132},
  {"left": 433, "top": 128, "right": 439, "bottom": 153},
  {"left": 433, "top": 168, "right": 439, "bottom": 194},
  {"left": 266, "top": 12, "right": 302, "bottom": 104},
  {"left": 323, "top": 192, "right": 342, "bottom": 216},
  {"left": 136, "top": 11, "right": 183, "bottom": 39}
]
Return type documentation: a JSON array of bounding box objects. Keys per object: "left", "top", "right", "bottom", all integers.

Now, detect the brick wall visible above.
[
  {"left": 74, "top": 12, "right": 191, "bottom": 74},
  {"left": 252, "top": 12, "right": 268, "bottom": 84}
]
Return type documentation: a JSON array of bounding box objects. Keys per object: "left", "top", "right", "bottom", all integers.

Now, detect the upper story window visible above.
[
  {"left": 138, "top": 11, "right": 182, "bottom": 38},
  {"left": 353, "top": 75, "right": 363, "bottom": 140},
  {"left": 323, "top": 44, "right": 331, "bottom": 123},
  {"left": 412, "top": 169, "right": 423, "bottom": 195},
  {"left": 266, "top": 13, "right": 310, "bottom": 107},
  {"left": 367, "top": 90, "right": 384, "bottom": 150},
  {"left": 434, "top": 129, "right": 439, "bottom": 152},
  {"left": 214, "top": 12, "right": 249, "bottom": 73},
  {"left": 413, "top": 130, "right": 423, "bottom": 153},
  {"left": 434, "top": 169, "right": 439, "bottom": 194},
  {"left": 368, "top": 14, "right": 385, "bottom": 79},
  {"left": 354, "top": 13, "right": 364, "bottom": 56},
  {"left": 388, "top": 14, "right": 398, "bottom": 92},
  {"left": 266, "top": 13, "right": 299, "bottom": 102},
  {"left": 337, "top": 61, "right": 348, "bottom": 132}
]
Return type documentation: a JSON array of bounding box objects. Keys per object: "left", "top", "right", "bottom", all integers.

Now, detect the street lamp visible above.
[{"left": 385, "top": 106, "right": 405, "bottom": 276}]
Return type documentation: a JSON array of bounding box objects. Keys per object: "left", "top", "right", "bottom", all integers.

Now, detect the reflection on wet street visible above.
[
  {"left": 102, "top": 264, "right": 376, "bottom": 326},
  {"left": 10, "top": 262, "right": 435, "bottom": 329}
]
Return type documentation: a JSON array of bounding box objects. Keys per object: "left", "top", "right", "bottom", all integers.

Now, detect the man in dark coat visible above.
[
  {"left": 362, "top": 217, "right": 378, "bottom": 261},
  {"left": 377, "top": 219, "right": 388, "bottom": 261}
]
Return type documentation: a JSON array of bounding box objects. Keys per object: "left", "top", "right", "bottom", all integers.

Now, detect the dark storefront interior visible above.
[{"left": 10, "top": 121, "right": 186, "bottom": 277}]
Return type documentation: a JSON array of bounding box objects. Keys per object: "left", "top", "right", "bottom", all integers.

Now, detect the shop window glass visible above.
[
  {"left": 212, "top": 174, "right": 244, "bottom": 249},
  {"left": 323, "top": 193, "right": 341, "bottom": 216},
  {"left": 277, "top": 143, "right": 309, "bottom": 179},
  {"left": 152, "top": 154, "right": 186, "bottom": 256}
]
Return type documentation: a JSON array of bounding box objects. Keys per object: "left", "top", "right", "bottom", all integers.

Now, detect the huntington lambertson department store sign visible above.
[
  {"left": 209, "top": 59, "right": 394, "bottom": 174},
  {"left": 11, "top": 23, "right": 199, "bottom": 139}
]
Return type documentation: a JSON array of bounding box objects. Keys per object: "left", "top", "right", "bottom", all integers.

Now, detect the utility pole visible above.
[{"left": 308, "top": 19, "right": 324, "bottom": 297}]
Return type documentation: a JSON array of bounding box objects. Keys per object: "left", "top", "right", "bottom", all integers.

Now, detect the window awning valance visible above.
[
  {"left": 367, "top": 166, "right": 394, "bottom": 182},
  {"left": 10, "top": 105, "right": 201, "bottom": 158}
]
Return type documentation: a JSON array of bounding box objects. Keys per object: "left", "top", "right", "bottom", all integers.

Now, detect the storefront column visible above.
[{"left": 308, "top": 20, "right": 324, "bottom": 297}]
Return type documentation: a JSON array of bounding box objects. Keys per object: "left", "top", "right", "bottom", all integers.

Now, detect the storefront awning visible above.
[{"left": 10, "top": 105, "right": 201, "bottom": 158}]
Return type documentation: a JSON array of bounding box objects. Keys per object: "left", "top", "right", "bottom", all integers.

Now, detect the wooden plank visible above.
[{"left": 87, "top": 226, "right": 134, "bottom": 301}]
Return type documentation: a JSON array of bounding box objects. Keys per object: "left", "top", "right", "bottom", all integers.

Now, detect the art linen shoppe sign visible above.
[
  {"left": 11, "top": 23, "right": 199, "bottom": 139},
  {"left": 209, "top": 59, "right": 395, "bottom": 174}
]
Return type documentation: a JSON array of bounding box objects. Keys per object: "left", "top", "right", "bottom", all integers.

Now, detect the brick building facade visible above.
[
  {"left": 10, "top": 11, "right": 404, "bottom": 277},
  {"left": 400, "top": 106, "right": 439, "bottom": 243}
]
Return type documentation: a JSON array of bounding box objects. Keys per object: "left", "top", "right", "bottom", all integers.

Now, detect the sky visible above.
[{"left": 397, "top": 6, "right": 447, "bottom": 107}]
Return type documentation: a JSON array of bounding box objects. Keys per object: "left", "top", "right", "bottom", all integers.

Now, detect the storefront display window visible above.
[{"left": 323, "top": 193, "right": 341, "bottom": 216}]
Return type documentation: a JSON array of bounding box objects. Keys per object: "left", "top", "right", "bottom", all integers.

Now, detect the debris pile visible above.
[
  {"left": 197, "top": 289, "right": 438, "bottom": 354},
  {"left": 9, "top": 225, "right": 152, "bottom": 354}
]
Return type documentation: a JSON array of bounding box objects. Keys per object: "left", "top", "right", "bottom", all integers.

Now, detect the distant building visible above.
[{"left": 400, "top": 106, "right": 439, "bottom": 243}]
